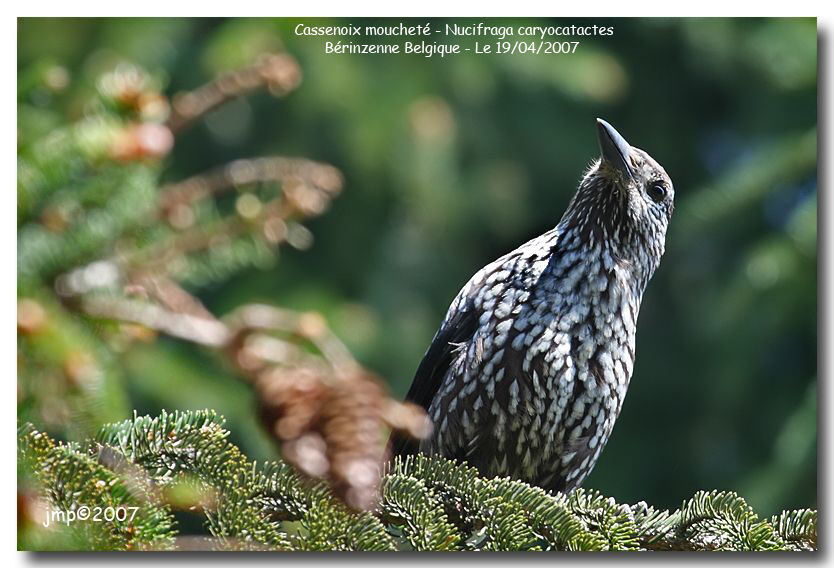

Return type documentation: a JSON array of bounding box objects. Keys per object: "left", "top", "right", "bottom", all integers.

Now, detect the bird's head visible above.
[{"left": 562, "top": 119, "right": 674, "bottom": 279}]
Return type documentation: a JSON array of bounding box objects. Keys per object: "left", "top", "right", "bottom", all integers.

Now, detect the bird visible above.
[{"left": 391, "top": 118, "right": 675, "bottom": 493}]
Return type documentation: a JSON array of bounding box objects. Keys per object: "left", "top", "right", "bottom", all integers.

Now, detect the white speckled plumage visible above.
[{"left": 392, "top": 120, "right": 675, "bottom": 493}]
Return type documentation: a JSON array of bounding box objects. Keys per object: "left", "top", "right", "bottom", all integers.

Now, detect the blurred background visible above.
[{"left": 18, "top": 17, "right": 816, "bottom": 521}]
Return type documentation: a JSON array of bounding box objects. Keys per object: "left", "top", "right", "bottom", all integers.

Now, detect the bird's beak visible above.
[{"left": 596, "top": 118, "right": 633, "bottom": 180}]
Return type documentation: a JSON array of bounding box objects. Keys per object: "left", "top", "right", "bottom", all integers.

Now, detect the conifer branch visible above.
[
  {"left": 18, "top": 412, "right": 818, "bottom": 552},
  {"left": 167, "top": 54, "right": 303, "bottom": 134}
]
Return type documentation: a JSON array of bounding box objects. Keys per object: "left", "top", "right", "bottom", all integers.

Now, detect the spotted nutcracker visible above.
[{"left": 392, "top": 119, "right": 674, "bottom": 493}]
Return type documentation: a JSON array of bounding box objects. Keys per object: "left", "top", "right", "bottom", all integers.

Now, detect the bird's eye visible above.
[{"left": 647, "top": 182, "right": 667, "bottom": 203}]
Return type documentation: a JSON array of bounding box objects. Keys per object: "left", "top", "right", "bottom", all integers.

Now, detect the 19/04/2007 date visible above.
[{"left": 476, "top": 41, "right": 580, "bottom": 54}]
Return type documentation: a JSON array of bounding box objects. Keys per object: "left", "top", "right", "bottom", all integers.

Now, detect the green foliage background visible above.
[{"left": 18, "top": 16, "right": 816, "bottom": 523}]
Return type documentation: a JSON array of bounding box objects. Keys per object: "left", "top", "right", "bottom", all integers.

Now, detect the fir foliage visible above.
[
  {"left": 18, "top": 410, "right": 817, "bottom": 552},
  {"left": 18, "top": 423, "right": 176, "bottom": 550}
]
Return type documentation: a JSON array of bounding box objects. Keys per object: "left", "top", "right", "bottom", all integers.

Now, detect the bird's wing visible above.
[
  {"left": 405, "top": 300, "right": 478, "bottom": 411},
  {"left": 390, "top": 285, "right": 480, "bottom": 457}
]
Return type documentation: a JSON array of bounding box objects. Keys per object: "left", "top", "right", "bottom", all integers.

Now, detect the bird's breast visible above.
[{"left": 425, "top": 243, "right": 642, "bottom": 487}]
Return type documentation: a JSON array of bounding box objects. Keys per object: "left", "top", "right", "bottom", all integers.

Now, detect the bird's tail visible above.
[{"left": 386, "top": 430, "right": 420, "bottom": 461}]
